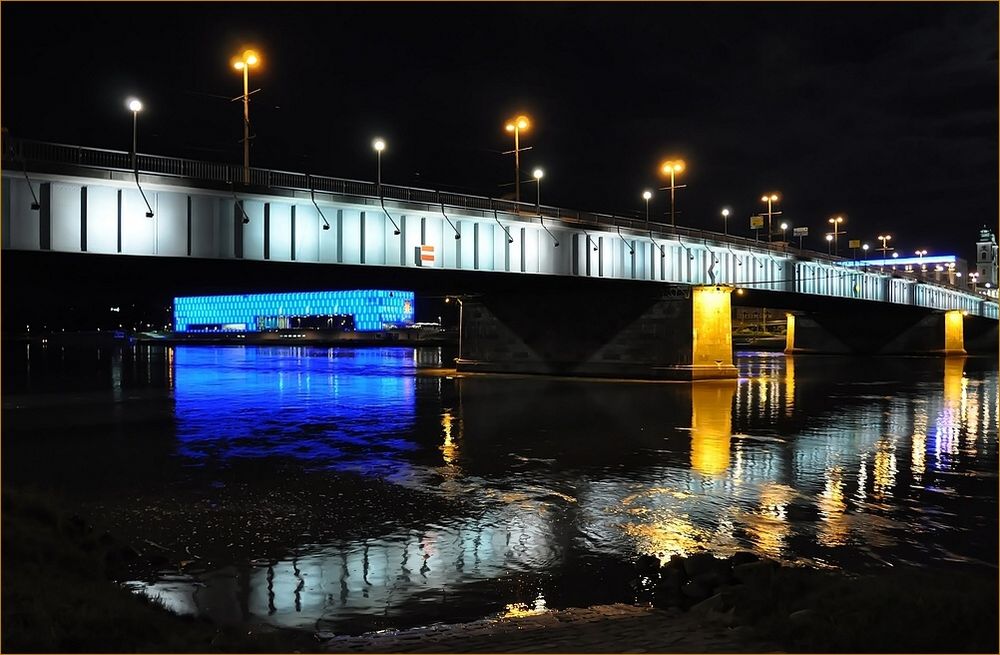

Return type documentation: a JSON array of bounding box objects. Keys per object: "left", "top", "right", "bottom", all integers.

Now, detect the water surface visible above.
[{"left": 3, "top": 344, "right": 996, "bottom": 634}]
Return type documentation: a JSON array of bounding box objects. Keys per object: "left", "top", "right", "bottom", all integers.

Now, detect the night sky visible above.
[{"left": 3, "top": 2, "right": 998, "bottom": 261}]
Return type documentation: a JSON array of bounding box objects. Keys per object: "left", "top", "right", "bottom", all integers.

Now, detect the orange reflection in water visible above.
[
  {"left": 690, "top": 381, "right": 737, "bottom": 476},
  {"left": 817, "top": 467, "right": 849, "bottom": 547},
  {"left": 746, "top": 483, "right": 793, "bottom": 557}
]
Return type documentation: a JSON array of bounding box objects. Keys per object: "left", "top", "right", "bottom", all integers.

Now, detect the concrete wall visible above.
[{"left": 455, "top": 286, "right": 736, "bottom": 380}]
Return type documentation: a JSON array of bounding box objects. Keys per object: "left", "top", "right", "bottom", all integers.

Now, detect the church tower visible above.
[{"left": 975, "top": 226, "right": 998, "bottom": 287}]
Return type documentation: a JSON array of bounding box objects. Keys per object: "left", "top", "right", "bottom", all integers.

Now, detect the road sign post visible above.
[{"left": 793, "top": 226, "right": 808, "bottom": 249}]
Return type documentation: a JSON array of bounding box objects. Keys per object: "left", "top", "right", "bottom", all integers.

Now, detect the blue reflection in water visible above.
[{"left": 173, "top": 346, "right": 418, "bottom": 476}]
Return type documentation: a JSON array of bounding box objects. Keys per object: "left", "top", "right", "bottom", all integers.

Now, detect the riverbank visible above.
[{"left": 4, "top": 487, "right": 996, "bottom": 653}]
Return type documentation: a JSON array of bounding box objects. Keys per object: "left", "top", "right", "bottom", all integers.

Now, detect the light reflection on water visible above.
[{"left": 5, "top": 344, "right": 998, "bottom": 633}]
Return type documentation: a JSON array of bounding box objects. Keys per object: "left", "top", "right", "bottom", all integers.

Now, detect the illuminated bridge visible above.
[{"left": 3, "top": 138, "right": 997, "bottom": 378}]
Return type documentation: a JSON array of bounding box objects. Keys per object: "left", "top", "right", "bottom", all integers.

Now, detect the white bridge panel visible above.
[
  {"left": 156, "top": 192, "right": 187, "bottom": 257},
  {"left": 50, "top": 183, "right": 81, "bottom": 253},
  {"left": 86, "top": 185, "right": 118, "bottom": 254},
  {"left": 268, "top": 202, "right": 292, "bottom": 262}
]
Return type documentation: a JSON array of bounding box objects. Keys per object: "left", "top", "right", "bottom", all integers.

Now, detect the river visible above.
[{"left": 3, "top": 344, "right": 996, "bottom": 635}]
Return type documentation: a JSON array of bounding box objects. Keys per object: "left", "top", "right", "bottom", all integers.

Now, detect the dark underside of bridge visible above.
[{"left": 4, "top": 251, "right": 997, "bottom": 367}]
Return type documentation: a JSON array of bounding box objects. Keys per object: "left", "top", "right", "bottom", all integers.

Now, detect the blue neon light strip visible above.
[
  {"left": 842, "top": 255, "right": 958, "bottom": 267},
  {"left": 173, "top": 290, "right": 415, "bottom": 333}
]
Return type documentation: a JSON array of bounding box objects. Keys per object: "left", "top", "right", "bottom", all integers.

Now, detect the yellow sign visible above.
[
  {"left": 848, "top": 239, "right": 861, "bottom": 249},
  {"left": 750, "top": 215, "right": 764, "bottom": 229}
]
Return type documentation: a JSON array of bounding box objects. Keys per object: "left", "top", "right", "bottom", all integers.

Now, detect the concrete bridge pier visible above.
[
  {"left": 784, "top": 308, "right": 996, "bottom": 356},
  {"left": 455, "top": 285, "right": 738, "bottom": 380}
]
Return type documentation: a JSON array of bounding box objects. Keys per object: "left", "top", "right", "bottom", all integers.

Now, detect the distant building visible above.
[
  {"left": 842, "top": 254, "right": 968, "bottom": 287},
  {"left": 172, "top": 290, "right": 415, "bottom": 333},
  {"left": 975, "top": 226, "right": 998, "bottom": 288}
]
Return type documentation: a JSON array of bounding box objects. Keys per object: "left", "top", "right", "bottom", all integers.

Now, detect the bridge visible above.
[{"left": 3, "top": 138, "right": 997, "bottom": 379}]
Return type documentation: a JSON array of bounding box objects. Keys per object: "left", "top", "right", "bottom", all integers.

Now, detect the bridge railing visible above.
[
  {"left": 3, "top": 136, "right": 822, "bottom": 257},
  {"left": 4, "top": 135, "right": 993, "bottom": 305}
]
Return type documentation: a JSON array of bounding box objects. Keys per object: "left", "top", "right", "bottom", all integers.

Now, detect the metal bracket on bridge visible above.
[
  {"left": 538, "top": 212, "right": 559, "bottom": 247},
  {"left": 615, "top": 218, "right": 634, "bottom": 255},
  {"left": 676, "top": 234, "right": 694, "bottom": 260},
  {"left": 648, "top": 231, "right": 665, "bottom": 257},
  {"left": 492, "top": 207, "right": 514, "bottom": 244},
  {"left": 307, "top": 176, "right": 331, "bottom": 231},
  {"left": 133, "top": 172, "right": 155, "bottom": 218},
  {"left": 438, "top": 193, "right": 461, "bottom": 239},
  {"left": 7, "top": 142, "right": 41, "bottom": 211},
  {"left": 727, "top": 244, "right": 742, "bottom": 265},
  {"left": 379, "top": 195, "right": 401, "bottom": 236},
  {"left": 584, "top": 230, "right": 598, "bottom": 252},
  {"left": 231, "top": 187, "right": 251, "bottom": 224}
]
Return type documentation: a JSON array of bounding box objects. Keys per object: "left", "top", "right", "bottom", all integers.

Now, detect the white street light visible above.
[{"left": 373, "top": 138, "right": 386, "bottom": 187}]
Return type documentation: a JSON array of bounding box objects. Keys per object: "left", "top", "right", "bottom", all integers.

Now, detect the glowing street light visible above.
[
  {"left": 780, "top": 221, "right": 789, "bottom": 241},
  {"left": 759, "top": 193, "right": 781, "bottom": 242},
  {"left": 915, "top": 249, "right": 928, "bottom": 274},
  {"left": 827, "top": 215, "right": 845, "bottom": 256},
  {"left": 126, "top": 97, "right": 143, "bottom": 173},
  {"left": 721, "top": 208, "right": 730, "bottom": 236},
  {"left": 232, "top": 49, "right": 260, "bottom": 184},
  {"left": 659, "top": 159, "right": 686, "bottom": 226},
  {"left": 372, "top": 138, "right": 386, "bottom": 187},
  {"left": 641, "top": 190, "right": 654, "bottom": 224},
  {"left": 825, "top": 233, "right": 834, "bottom": 255},
  {"left": 504, "top": 115, "right": 531, "bottom": 205},
  {"left": 532, "top": 168, "right": 544, "bottom": 211},
  {"left": 876, "top": 234, "right": 893, "bottom": 267}
]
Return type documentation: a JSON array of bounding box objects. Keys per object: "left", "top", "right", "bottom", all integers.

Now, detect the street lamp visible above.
[
  {"left": 825, "top": 233, "right": 833, "bottom": 254},
  {"left": 862, "top": 243, "right": 869, "bottom": 271},
  {"left": 827, "top": 216, "right": 845, "bottom": 256},
  {"left": 876, "top": 234, "right": 893, "bottom": 269},
  {"left": 915, "top": 249, "right": 928, "bottom": 275},
  {"left": 532, "top": 168, "right": 544, "bottom": 212},
  {"left": 759, "top": 193, "right": 780, "bottom": 242},
  {"left": 126, "top": 97, "right": 142, "bottom": 172},
  {"left": 780, "top": 222, "right": 788, "bottom": 241},
  {"left": 969, "top": 271, "right": 980, "bottom": 292},
  {"left": 372, "top": 138, "right": 386, "bottom": 187},
  {"left": 721, "top": 208, "right": 730, "bottom": 236},
  {"left": 232, "top": 49, "right": 260, "bottom": 184},
  {"left": 504, "top": 115, "right": 531, "bottom": 205},
  {"left": 659, "top": 159, "right": 686, "bottom": 226},
  {"left": 640, "top": 190, "right": 653, "bottom": 225}
]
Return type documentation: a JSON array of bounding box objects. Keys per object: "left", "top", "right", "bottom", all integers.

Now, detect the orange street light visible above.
[
  {"left": 504, "top": 115, "right": 531, "bottom": 205},
  {"left": 759, "top": 193, "right": 781, "bottom": 242},
  {"left": 232, "top": 49, "right": 260, "bottom": 184},
  {"left": 827, "top": 215, "right": 845, "bottom": 256},
  {"left": 658, "top": 159, "right": 686, "bottom": 226}
]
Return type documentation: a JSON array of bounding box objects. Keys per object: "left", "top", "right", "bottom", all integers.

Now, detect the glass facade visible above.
[{"left": 173, "top": 290, "right": 415, "bottom": 333}]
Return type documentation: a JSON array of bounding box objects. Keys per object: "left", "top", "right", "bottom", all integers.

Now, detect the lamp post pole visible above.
[
  {"left": 533, "top": 168, "right": 544, "bottom": 212},
  {"left": 721, "top": 208, "right": 730, "bottom": 236},
  {"left": 828, "top": 216, "right": 845, "bottom": 256},
  {"left": 373, "top": 138, "right": 386, "bottom": 188},
  {"left": 127, "top": 98, "right": 142, "bottom": 173},
  {"left": 877, "top": 234, "right": 892, "bottom": 270},
  {"left": 659, "top": 160, "right": 686, "bottom": 227},
  {"left": 760, "top": 193, "right": 780, "bottom": 242},
  {"left": 505, "top": 115, "right": 530, "bottom": 205},
  {"left": 232, "top": 50, "right": 259, "bottom": 185}
]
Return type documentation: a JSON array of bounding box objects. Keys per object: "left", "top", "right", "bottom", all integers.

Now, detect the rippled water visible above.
[{"left": 3, "top": 344, "right": 997, "bottom": 634}]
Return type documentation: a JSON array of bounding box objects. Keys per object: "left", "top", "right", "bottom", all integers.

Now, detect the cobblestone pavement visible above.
[{"left": 321, "top": 604, "right": 779, "bottom": 653}]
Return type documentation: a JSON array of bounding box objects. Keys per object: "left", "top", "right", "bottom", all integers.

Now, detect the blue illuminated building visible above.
[{"left": 173, "top": 290, "right": 415, "bottom": 333}]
